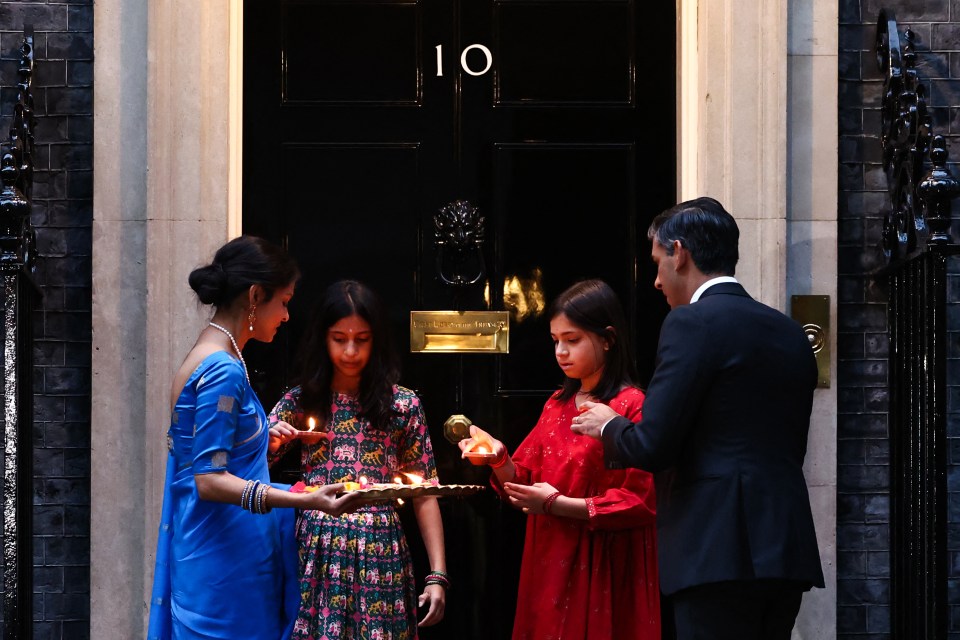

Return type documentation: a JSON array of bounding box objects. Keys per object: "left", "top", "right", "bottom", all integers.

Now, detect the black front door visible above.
[{"left": 243, "top": 2, "right": 674, "bottom": 637}]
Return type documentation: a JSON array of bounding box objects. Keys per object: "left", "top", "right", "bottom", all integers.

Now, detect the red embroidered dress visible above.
[{"left": 498, "top": 387, "right": 659, "bottom": 640}]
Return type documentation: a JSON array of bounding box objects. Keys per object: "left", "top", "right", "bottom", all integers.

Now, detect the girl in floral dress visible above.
[
  {"left": 459, "top": 279, "right": 660, "bottom": 640},
  {"left": 268, "top": 280, "right": 447, "bottom": 640}
]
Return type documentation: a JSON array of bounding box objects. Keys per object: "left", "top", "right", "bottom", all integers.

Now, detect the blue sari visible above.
[{"left": 148, "top": 352, "right": 298, "bottom": 639}]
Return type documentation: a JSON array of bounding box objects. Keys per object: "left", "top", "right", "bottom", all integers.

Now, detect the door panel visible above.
[
  {"left": 494, "top": 2, "right": 634, "bottom": 104},
  {"left": 244, "top": 2, "right": 674, "bottom": 637}
]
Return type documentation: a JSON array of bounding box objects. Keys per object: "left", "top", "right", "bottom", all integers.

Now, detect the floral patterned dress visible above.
[{"left": 268, "top": 385, "right": 438, "bottom": 640}]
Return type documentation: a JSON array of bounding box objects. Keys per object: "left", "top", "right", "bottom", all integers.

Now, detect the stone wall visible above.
[{"left": 0, "top": 2, "right": 93, "bottom": 638}]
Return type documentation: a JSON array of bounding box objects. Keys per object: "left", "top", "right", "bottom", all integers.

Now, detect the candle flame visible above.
[
  {"left": 307, "top": 417, "right": 317, "bottom": 432},
  {"left": 477, "top": 444, "right": 490, "bottom": 454},
  {"left": 358, "top": 475, "right": 368, "bottom": 488},
  {"left": 402, "top": 472, "right": 425, "bottom": 485}
]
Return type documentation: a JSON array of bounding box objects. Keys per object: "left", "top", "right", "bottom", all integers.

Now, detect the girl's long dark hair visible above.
[
  {"left": 293, "top": 280, "right": 400, "bottom": 430},
  {"left": 548, "top": 279, "right": 638, "bottom": 403}
]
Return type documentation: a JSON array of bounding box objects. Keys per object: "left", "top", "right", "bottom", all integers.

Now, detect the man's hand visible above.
[{"left": 570, "top": 400, "right": 618, "bottom": 440}]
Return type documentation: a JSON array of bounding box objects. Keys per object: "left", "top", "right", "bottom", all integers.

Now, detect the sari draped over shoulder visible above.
[{"left": 148, "top": 351, "right": 298, "bottom": 640}]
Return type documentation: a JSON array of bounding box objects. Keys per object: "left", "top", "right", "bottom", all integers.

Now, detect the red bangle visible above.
[
  {"left": 542, "top": 491, "right": 561, "bottom": 515},
  {"left": 489, "top": 447, "right": 509, "bottom": 469}
]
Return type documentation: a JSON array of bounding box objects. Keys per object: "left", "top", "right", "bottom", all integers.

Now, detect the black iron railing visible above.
[
  {"left": 0, "top": 27, "right": 39, "bottom": 639},
  {"left": 875, "top": 9, "right": 959, "bottom": 640}
]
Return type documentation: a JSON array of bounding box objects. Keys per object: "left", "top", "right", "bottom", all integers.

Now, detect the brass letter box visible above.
[{"left": 410, "top": 311, "right": 510, "bottom": 354}]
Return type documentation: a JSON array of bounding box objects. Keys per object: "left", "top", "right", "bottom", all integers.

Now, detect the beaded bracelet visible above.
[
  {"left": 542, "top": 491, "right": 562, "bottom": 515},
  {"left": 424, "top": 570, "right": 451, "bottom": 590},
  {"left": 240, "top": 479, "right": 254, "bottom": 509},
  {"left": 253, "top": 483, "right": 272, "bottom": 514},
  {"left": 241, "top": 479, "right": 260, "bottom": 511}
]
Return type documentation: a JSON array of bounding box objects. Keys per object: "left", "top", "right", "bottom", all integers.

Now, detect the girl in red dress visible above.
[{"left": 460, "top": 279, "right": 660, "bottom": 640}]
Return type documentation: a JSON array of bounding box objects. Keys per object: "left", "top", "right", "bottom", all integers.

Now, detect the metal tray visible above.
[{"left": 342, "top": 484, "right": 486, "bottom": 500}]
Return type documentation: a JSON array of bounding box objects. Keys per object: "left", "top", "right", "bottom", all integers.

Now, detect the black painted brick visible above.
[
  {"left": 839, "top": 604, "right": 868, "bottom": 631},
  {"left": 43, "top": 423, "right": 90, "bottom": 449},
  {"left": 839, "top": 549, "right": 866, "bottom": 576},
  {"left": 838, "top": 462, "right": 890, "bottom": 491},
  {"left": 866, "top": 551, "right": 891, "bottom": 577},
  {"left": 864, "top": 494, "right": 890, "bottom": 521},
  {"left": 34, "top": 567, "right": 63, "bottom": 593},
  {"left": 867, "top": 605, "right": 892, "bottom": 632},
  {"left": 45, "top": 33, "right": 91, "bottom": 60},
  {"left": 34, "top": 447, "right": 64, "bottom": 476},
  {"left": 41, "top": 592, "right": 88, "bottom": 619},
  {"left": 63, "top": 505, "right": 88, "bottom": 536},
  {"left": 60, "top": 621, "right": 89, "bottom": 640},
  {"left": 0, "top": 4, "right": 68, "bottom": 32},
  {"left": 41, "top": 536, "right": 89, "bottom": 566},
  {"left": 838, "top": 577, "right": 892, "bottom": 604},
  {"left": 1, "top": 7, "right": 93, "bottom": 633},
  {"left": 63, "top": 566, "right": 87, "bottom": 593},
  {"left": 66, "top": 6, "right": 92, "bottom": 32},
  {"left": 67, "top": 115, "right": 91, "bottom": 142},
  {"left": 64, "top": 396, "right": 87, "bottom": 422},
  {"left": 66, "top": 60, "right": 91, "bottom": 86},
  {"left": 839, "top": 413, "right": 889, "bottom": 440},
  {"left": 33, "top": 506, "right": 63, "bottom": 533}
]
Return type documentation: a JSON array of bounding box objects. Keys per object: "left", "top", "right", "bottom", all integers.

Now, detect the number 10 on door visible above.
[{"left": 435, "top": 44, "right": 493, "bottom": 77}]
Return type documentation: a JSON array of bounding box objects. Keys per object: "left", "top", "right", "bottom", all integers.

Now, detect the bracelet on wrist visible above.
[
  {"left": 489, "top": 447, "right": 509, "bottom": 469},
  {"left": 542, "top": 490, "right": 562, "bottom": 515},
  {"left": 424, "top": 571, "right": 451, "bottom": 590}
]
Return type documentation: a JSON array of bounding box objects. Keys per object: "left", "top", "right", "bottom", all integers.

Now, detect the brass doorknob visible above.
[{"left": 443, "top": 414, "right": 473, "bottom": 444}]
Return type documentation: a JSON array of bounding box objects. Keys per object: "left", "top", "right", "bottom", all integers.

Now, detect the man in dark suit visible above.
[{"left": 572, "top": 197, "right": 824, "bottom": 640}]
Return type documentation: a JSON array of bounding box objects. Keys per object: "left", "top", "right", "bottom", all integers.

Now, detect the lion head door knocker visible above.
[{"left": 433, "top": 200, "right": 486, "bottom": 290}]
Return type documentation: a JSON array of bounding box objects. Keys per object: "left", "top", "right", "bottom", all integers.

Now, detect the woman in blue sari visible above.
[{"left": 148, "top": 236, "right": 361, "bottom": 640}]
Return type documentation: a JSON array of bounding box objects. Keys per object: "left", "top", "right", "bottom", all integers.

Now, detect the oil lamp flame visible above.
[
  {"left": 306, "top": 417, "right": 317, "bottom": 432},
  {"left": 402, "top": 472, "right": 425, "bottom": 485}
]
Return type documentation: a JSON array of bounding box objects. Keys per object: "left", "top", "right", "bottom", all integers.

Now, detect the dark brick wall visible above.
[
  {"left": 839, "top": 0, "right": 960, "bottom": 638},
  {"left": 0, "top": 2, "right": 93, "bottom": 639}
]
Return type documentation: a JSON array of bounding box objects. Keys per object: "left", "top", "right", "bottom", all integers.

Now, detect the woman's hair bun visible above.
[
  {"left": 188, "top": 263, "right": 229, "bottom": 306},
  {"left": 187, "top": 236, "right": 299, "bottom": 310}
]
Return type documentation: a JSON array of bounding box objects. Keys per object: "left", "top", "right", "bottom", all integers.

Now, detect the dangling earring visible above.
[{"left": 248, "top": 305, "right": 256, "bottom": 332}]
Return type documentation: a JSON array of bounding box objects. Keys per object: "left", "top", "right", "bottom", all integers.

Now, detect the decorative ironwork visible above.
[
  {"left": 875, "top": 10, "right": 956, "bottom": 640},
  {"left": 0, "top": 32, "right": 37, "bottom": 271},
  {"left": 876, "top": 9, "right": 958, "bottom": 263},
  {"left": 433, "top": 199, "right": 486, "bottom": 288},
  {"left": 0, "top": 26, "right": 38, "bottom": 639}
]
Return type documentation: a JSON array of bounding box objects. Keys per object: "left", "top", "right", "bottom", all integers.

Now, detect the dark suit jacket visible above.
[{"left": 603, "top": 282, "right": 825, "bottom": 595}]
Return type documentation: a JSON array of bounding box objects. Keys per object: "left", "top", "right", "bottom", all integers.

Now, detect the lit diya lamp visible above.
[
  {"left": 462, "top": 441, "right": 498, "bottom": 462},
  {"left": 296, "top": 416, "right": 326, "bottom": 443},
  {"left": 400, "top": 472, "right": 428, "bottom": 486}
]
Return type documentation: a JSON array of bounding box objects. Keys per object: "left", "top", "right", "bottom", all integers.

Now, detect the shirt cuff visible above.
[{"left": 598, "top": 416, "right": 616, "bottom": 436}]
